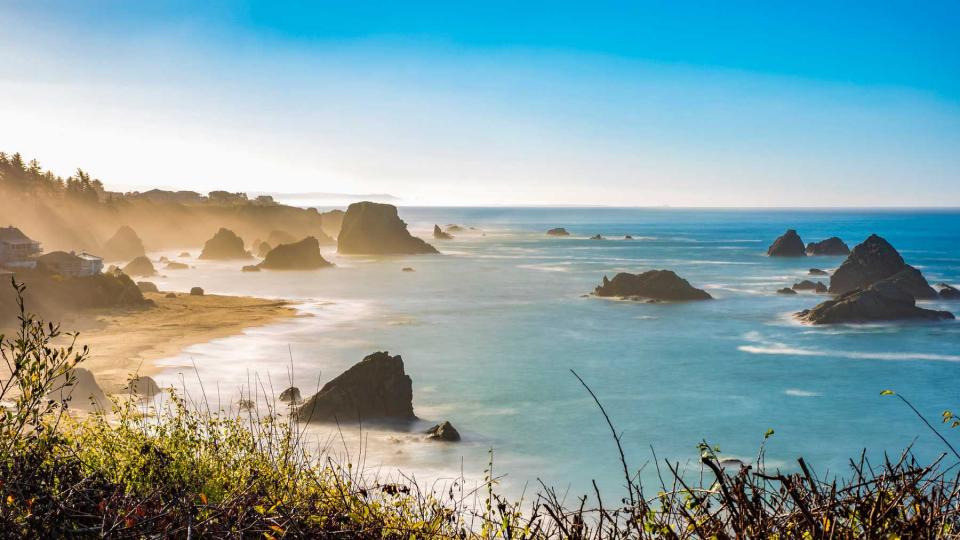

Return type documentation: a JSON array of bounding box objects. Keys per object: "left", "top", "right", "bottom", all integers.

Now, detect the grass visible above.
[{"left": 3, "top": 277, "right": 960, "bottom": 538}]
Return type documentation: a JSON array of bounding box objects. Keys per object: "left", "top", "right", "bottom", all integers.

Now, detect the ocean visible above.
[{"left": 144, "top": 207, "right": 960, "bottom": 499}]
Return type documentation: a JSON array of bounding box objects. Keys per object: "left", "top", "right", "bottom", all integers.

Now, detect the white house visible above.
[{"left": 0, "top": 226, "right": 42, "bottom": 269}]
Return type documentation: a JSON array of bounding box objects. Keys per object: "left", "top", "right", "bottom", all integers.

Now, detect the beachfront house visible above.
[
  {"left": 38, "top": 251, "right": 104, "bottom": 277},
  {"left": 0, "top": 226, "right": 42, "bottom": 269}
]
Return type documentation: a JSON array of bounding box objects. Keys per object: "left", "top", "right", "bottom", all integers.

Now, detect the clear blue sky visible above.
[{"left": 1, "top": 1, "right": 958, "bottom": 206}]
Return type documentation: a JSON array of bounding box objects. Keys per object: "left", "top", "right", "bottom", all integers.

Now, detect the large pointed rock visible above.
[
  {"left": 102, "top": 226, "right": 146, "bottom": 261},
  {"left": 433, "top": 225, "right": 453, "bottom": 240},
  {"left": 797, "top": 281, "right": 953, "bottom": 325},
  {"left": 337, "top": 202, "right": 437, "bottom": 255},
  {"left": 123, "top": 256, "right": 156, "bottom": 277},
  {"left": 199, "top": 228, "right": 251, "bottom": 260},
  {"left": 767, "top": 229, "right": 806, "bottom": 257},
  {"left": 258, "top": 237, "right": 332, "bottom": 270},
  {"left": 829, "top": 234, "right": 936, "bottom": 298},
  {"left": 593, "top": 270, "right": 712, "bottom": 301},
  {"left": 297, "top": 351, "right": 415, "bottom": 423}
]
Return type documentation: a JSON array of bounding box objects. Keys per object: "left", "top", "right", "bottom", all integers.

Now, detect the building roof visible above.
[
  {"left": 0, "top": 226, "right": 35, "bottom": 244},
  {"left": 38, "top": 251, "right": 82, "bottom": 264},
  {"left": 78, "top": 251, "right": 103, "bottom": 261}
]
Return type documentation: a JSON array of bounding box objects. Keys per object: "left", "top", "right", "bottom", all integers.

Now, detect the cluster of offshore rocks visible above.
[{"left": 764, "top": 230, "right": 956, "bottom": 324}]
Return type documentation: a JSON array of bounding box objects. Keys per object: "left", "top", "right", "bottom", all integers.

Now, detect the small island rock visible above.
[
  {"left": 258, "top": 237, "right": 332, "bottom": 270},
  {"left": 777, "top": 288, "right": 798, "bottom": 295},
  {"left": 792, "top": 280, "right": 828, "bottom": 293},
  {"left": 337, "top": 202, "right": 438, "bottom": 255},
  {"left": 199, "top": 228, "right": 252, "bottom": 260},
  {"left": 433, "top": 225, "right": 453, "bottom": 240},
  {"left": 806, "top": 237, "right": 851, "bottom": 256},
  {"left": 829, "top": 234, "right": 937, "bottom": 298},
  {"left": 123, "top": 256, "right": 156, "bottom": 277},
  {"left": 425, "top": 421, "right": 461, "bottom": 442},
  {"left": 593, "top": 270, "right": 712, "bottom": 301},
  {"left": 767, "top": 229, "right": 806, "bottom": 257},
  {"left": 797, "top": 281, "right": 954, "bottom": 325},
  {"left": 546, "top": 228, "right": 570, "bottom": 236}
]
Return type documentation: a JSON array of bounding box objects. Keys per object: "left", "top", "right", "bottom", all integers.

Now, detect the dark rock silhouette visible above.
[
  {"left": 809, "top": 268, "right": 828, "bottom": 276},
  {"left": 279, "top": 386, "right": 302, "bottom": 403},
  {"left": 625, "top": 235, "right": 633, "bottom": 240},
  {"left": 337, "top": 202, "right": 438, "bottom": 255},
  {"left": 589, "top": 234, "right": 604, "bottom": 240},
  {"left": 166, "top": 261, "right": 188, "bottom": 270},
  {"left": 425, "top": 421, "right": 461, "bottom": 442},
  {"left": 241, "top": 265, "right": 260, "bottom": 272},
  {"left": 546, "top": 228, "right": 570, "bottom": 236},
  {"left": 297, "top": 351, "right": 415, "bottom": 424},
  {"left": 939, "top": 284, "right": 960, "bottom": 300},
  {"left": 258, "top": 237, "right": 332, "bottom": 270},
  {"left": 123, "top": 256, "right": 156, "bottom": 277},
  {"left": 593, "top": 270, "right": 712, "bottom": 301},
  {"left": 777, "top": 288, "right": 798, "bottom": 295},
  {"left": 806, "top": 237, "right": 850, "bottom": 256},
  {"left": 829, "top": 234, "right": 937, "bottom": 298},
  {"left": 433, "top": 225, "right": 453, "bottom": 240},
  {"left": 401, "top": 267, "right": 415, "bottom": 272},
  {"left": 767, "top": 229, "right": 806, "bottom": 257},
  {"left": 792, "top": 280, "right": 828, "bottom": 293},
  {"left": 797, "top": 281, "right": 954, "bottom": 325},
  {"left": 126, "top": 375, "right": 161, "bottom": 399},
  {"left": 48, "top": 368, "right": 108, "bottom": 410},
  {"left": 102, "top": 226, "right": 146, "bottom": 261},
  {"left": 190, "top": 287, "right": 204, "bottom": 296},
  {"left": 137, "top": 281, "right": 159, "bottom": 293},
  {"left": 199, "top": 228, "right": 251, "bottom": 260}
]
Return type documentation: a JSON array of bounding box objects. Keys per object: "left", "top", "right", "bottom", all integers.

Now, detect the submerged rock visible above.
[
  {"left": 190, "top": 287, "right": 204, "bottom": 296},
  {"left": 806, "top": 237, "right": 850, "bottom": 256},
  {"left": 279, "top": 386, "right": 302, "bottom": 404},
  {"left": 102, "top": 225, "right": 146, "bottom": 261},
  {"left": 425, "top": 421, "right": 461, "bottom": 442},
  {"left": 809, "top": 268, "right": 829, "bottom": 276},
  {"left": 593, "top": 270, "right": 712, "bottom": 301},
  {"left": 777, "top": 287, "right": 798, "bottom": 295},
  {"left": 939, "top": 284, "right": 960, "bottom": 300},
  {"left": 241, "top": 265, "right": 260, "bottom": 272},
  {"left": 258, "top": 237, "right": 332, "bottom": 270},
  {"left": 624, "top": 235, "right": 633, "bottom": 240},
  {"left": 137, "top": 281, "right": 159, "bottom": 293},
  {"left": 401, "top": 267, "right": 415, "bottom": 272},
  {"left": 123, "top": 256, "right": 156, "bottom": 277},
  {"left": 797, "top": 281, "right": 954, "bottom": 325},
  {"left": 546, "top": 228, "right": 570, "bottom": 236},
  {"left": 829, "top": 234, "right": 937, "bottom": 298},
  {"left": 792, "top": 280, "right": 828, "bottom": 293},
  {"left": 337, "top": 202, "right": 438, "bottom": 255},
  {"left": 166, "top": 261, "right": 188, "bottom": 270},
  {"left": 199, "top": 228, "right": 252, "bottom": 260},
  {"left": 433, "top": 225, "right": 453, "bottom": 240},
  {"left": 297, "top": 351, "right": 415, "bottom": 424},
  {"left": 126, "top": 375, "right": 161, "bottom": 399},
  {"left": 767, "top": 229, "right": 806, "bottom": 257}
]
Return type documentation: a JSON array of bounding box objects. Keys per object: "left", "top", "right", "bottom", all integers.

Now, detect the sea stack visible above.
[
  {"left": 767, "top": 229, "right": 806, "bottom": 257},
  {"left": 828, "top": 234, "right": 937, "bottom": 298},
  {"left": 258, "top": 237, "right": 333, "bottom": 270},
  {"left": 101, "top": 226, "right": 146, "bottom": 261},
  {"left": 297, "top": 351, "right": 415, "bottom": 424},
  {"left": 593, "top": 270, "right": 712, "bottom": 301},
  {"left": 797, "top": 281, "right": 954, "bottom": 325},
  {"left": 806, "top": 237, "right": 851, "bottom": 256},
  {"left": 199, "top": 228, "right": 252, "bottom": 260},
  {"left": 337, "top": 202, "right": 438, "bottom": 255},
  {"left": 433, "top": 225, "right": 453, "bottom": 240}
]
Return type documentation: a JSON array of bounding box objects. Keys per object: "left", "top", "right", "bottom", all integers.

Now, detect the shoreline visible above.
[{"left": 66, "top": 291, "right": 299, "bottom": 392}]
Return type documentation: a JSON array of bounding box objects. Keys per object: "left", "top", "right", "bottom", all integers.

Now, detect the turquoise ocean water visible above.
[{"left": 145, "top": 208, "right": 960, "bottom": 498}]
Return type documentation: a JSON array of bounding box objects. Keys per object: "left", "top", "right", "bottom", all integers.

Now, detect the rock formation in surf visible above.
[
  {"left": 809, "top": 268, "right": 828, "bottom": 276},
  {"left": 337, "top": 202, "right": 438, "bottom": 255},
  {"left": 433, "top": 225, "right": 453, "bottom": 240},
  {"left": 792, "top": 280, "right": 828, "bottom": 293},
  {"left": 425, "top": 421, "right": 461, "bottom": 442},
  {"left": 258, "top": 237, "right": 332, "bottom": 270},
  {"left": 828, "top": 234, "right": 937, "bottom": 298},
  {"left": 939, "top": 284, "right": 960, "bottom": 300},
  {"left": 297, "top": 351, "right": 415, "bottom": 423},
  {"left": 797, "top": 281, "right": 954, "bottom": 325},
  {"left": 546, "top": 228, "right": 570, "bottom": 236},
  {"left": 593, "top": 270, "right": 713, "bottom": 301},
  {"left": 122, "top": 256, "right": 156, "bottom": 277},
  {"left": 806, "top": 237, "right": 850, "bottom": 256},
  {"left": 199, "top": 228, "right": 252, "bottom": 260},
  {"left": 767, "top": 229, "right": 806, "bottom": 257},
  {"left": 777, "top": 287, "right": 797, "bottom": 295}
]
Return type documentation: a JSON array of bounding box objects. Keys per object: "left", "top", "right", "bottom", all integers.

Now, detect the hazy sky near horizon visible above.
[{"left": 1, "top": 1, "right": 958, "bottom": 206}]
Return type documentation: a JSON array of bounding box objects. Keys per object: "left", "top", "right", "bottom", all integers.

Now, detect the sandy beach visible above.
[{"left": 65, "top": 292, "right": 298, "bottom": 392}]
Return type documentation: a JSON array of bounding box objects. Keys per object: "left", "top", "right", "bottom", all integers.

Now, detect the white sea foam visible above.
[
  {"left": 784, "top": 389, "right": 821, "bottom": 397},
  {"left": 739, "top": 332, "right": 960, "bottom": 362}
]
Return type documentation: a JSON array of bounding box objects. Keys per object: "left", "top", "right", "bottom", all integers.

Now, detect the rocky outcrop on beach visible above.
[
  {"left": 939, "top": 284, "right": 960, "bottom": 300},
  {"left": 199, "top": 228, "right": 252, "bottom": 260},
  {"left": 433, "top": 225, "right": 453, "bottom": 240},
  {"left": 279, "top": 386, "right": 302, "bottom": 404},
  {"left": 593, "top": 270, "right": 713, "bottom": 301},
  {"left": 546, "top": 228, "right": 570, "bottom": 236},
  {"left": 137, "top": 281, "right": 159, "bottom": 293},
  {"left": 797, "top": 281, "right": 954, "bottom": 325},
  {"left": 828, "top": 234, "right": 937, "bottom": 298},
  {"left": 123, "top": 256, "right": 156, "bottom": 277},
  {"left": 48, "top": 368, "right": 108, "bottom": 410},
  {"left": 777, "top": 287, "right": 798, "bottom": 295},
  {"left": 190, "top": 287, "right": 204, "bottom": 296},
  {"left": 792, "top": 280, "right": 828, "bottom": 293},
  {"left": 425, "top": 421, "right": 461, "bottom": 442},
  {"left": 337, "top": 202, "right": 438, "bottom": 255},
  {"left": 297, "top": 351, "right": 415, "bottom": 424},
  {"left": 258, "top": 237, "right": 332, "bottom": 270},
  {"left": 806, "top": 237, "right": 850, "bottom": 256},
  {"left": 809, "top": 268, "right": 828, "bottom": 276},
  {"left": 126, "top": 375, "right": 161, "bottom": 399},
  {"left": 102, "top": 225, "right": 146, "bottom": 261},
  {"left": 767, "top": 229, "right": 806, "bottom": 257}
]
